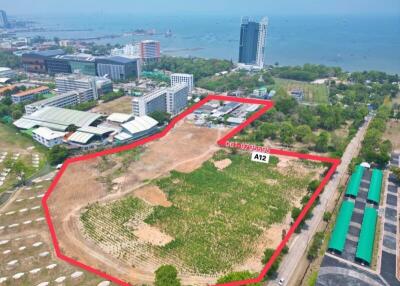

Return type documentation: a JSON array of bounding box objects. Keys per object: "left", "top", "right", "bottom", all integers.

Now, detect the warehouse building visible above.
[
  {"left": 115, "top": 115, "right": 158, "bottom": 143},
  {"left": 14, "top": 106, "right": 102, "bottom": 131}
]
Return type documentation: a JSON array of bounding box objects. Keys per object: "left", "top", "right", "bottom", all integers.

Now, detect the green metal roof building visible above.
[
  {"left": 328, "top": 200, "right": 355, "bottom": 253},
  {"left": 345, "top": 165, "right": 365, "bottom": 198},
  {"left": 356, "top": 207, "right": 378, "bottom": 265},
  {"left": 367, "top": 169, "right": 383, "bottom": 205}
]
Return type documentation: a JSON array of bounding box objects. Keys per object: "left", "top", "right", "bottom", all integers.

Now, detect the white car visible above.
[{"left": 278, "top": 278, "right": 285, "bottom": 285}]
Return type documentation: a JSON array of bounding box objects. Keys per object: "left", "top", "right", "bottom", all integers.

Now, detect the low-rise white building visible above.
[
  {"left": 32, "top": 127, "right": 65, "bottom": 148},
  {"left": 0, "top": 67, "right": 16, "bottom": 79}
]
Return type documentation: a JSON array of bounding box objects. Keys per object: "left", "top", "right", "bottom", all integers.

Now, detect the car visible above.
[{"left": 278, "top": 278, "right": 285, "bottom": 285}]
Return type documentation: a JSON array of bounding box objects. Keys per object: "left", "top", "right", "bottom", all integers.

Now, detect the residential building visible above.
[
  {"left": 132, "top": 84, "right": 189, "bottom": 117},
  {"left": 140, "top": 40, "right": 160, "bottom": 63},
  {"left": 24, "top": 89, "right": 90, "bottom": 114},
  {"left": 32, "top": 127, "right": 65, "bottom": 148},
  {"left": 166, "top": 84, "right": 189, "bottom": 116},
  {"left": 55, "top": 73, "right": 98, "bottom": 100},
  {"left": 0, "top": 10, "right": 10, "bottom": 29},
  {"left": 170, "top": 73, "right": 194, "bottom": 92},
  {"left": 11, "top": 86, "right": 50, "bottom": 104},
  {"left": 111, "top": 43, "right": 140, "bottom": 58},
  {"left": 21, "top": 49, "right": 65, "bottom": 73},
  {"left": 238, "top": 17, "right": 268, "bottom": 67},
  {"left": 132, "top": 88, "right": 167, "bottom": 117},
  {"left": 0, "top": 67, "right": 16, "bottom": 79},
  {"left": 96, "top": 56, "right": 140, "bottom": 81}
]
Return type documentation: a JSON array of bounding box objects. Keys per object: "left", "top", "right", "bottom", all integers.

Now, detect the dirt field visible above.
[
  {"left": 47, "top": 120, "right": 228, "bottom": 285},
  {"left": 91, "top": 96, "right": 133, "bottom": 115},
  {"left": 46, "top": 118, "right": 324, "bottom": 285},
  {"left": 383, "top": 119, "right": 400, "bottom": 151}
]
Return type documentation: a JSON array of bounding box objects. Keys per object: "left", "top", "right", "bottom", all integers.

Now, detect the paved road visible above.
[{"left": 269, "top": 117, "right": 372, "bottom": 286}]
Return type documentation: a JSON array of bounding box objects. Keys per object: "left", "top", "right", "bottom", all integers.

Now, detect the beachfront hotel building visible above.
[{"left": 238, "top": 17, "right": 268, "bottom": 68}]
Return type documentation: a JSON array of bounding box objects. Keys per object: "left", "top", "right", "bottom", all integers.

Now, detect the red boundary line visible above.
[{"left": 42, "top": 95, "right": 340, "bottom": 286}]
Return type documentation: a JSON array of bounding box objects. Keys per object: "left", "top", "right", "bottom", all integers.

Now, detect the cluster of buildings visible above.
[
  {"left": 12, "top": 72, "right": 193, "bottom": 149},
  {"left": 21, "top": 50, "right": 141, "bottom": 81}
]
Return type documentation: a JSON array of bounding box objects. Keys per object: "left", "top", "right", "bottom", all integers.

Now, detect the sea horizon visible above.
[{"left": 11, "top": 13, "right": 400, "bottom": 74}]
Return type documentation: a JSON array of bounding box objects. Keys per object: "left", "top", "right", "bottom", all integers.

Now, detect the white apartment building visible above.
[
  {"left": 32, "top": 127, "right": 65, "bottom": 148},
  {"left": 25, "top": 89, "right": 90, "bottom": 115},
  {"left": 167, "top": 84, "right": 189, "bottom": 115},
  {"left": 55, "top": 74, "right": 98, "bottom": 100},
  {"left": 170, "top": 73, "right": 194, "bottom": 92},
  {"left": 132, "top": 84, "right": 189, "bottom": 117}
]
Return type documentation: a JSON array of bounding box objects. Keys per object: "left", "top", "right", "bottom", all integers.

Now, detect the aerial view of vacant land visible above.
[
  {"left": 46, "top": 117, "right": 325, "bottom": 285},
  {"left": 91, "top": 96, "right": 134, "bottom": 115}
]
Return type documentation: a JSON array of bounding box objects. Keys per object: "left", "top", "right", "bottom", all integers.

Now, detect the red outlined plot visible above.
[{"left": 42, "top": 95, "right": 340, "bottom": 286}]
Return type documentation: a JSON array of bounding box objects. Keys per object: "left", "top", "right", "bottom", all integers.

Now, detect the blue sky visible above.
[{"left": 3, "top": 0, "right": 400, "bottom": 16}]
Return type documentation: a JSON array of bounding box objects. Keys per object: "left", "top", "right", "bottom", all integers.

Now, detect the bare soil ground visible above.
[
  {"left": 133, "top": 223, "right": 173, "bottom": 246},
  {"left": 47, "top": 120, "right": 228, "bottom": 285},
  {"left": 383, "top": 119, "right": 400, "bottom": 151},
  {"left": 214, "top": 158, "right": 232, "bottom": 170},
  {"left": 91, "top": 96, "right": 134, "bottom": 115},
  {"left": 133, "top": 185, "right": 171, "bottom": 207}
]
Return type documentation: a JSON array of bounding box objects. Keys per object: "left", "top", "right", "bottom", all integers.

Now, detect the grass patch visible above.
[
  {"left": 145, "top": 152, "right": 313, "bottom": 274},
  {"left": 272, "top": 78, "right": 329, "bottom": 103},
  {"left": 81, "top": 196, "right": 149, "bottom": 242}
]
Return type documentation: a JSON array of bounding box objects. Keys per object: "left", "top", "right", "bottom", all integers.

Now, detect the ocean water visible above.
[{"left": 15, "top": 14, "right": 400, "bottom": 73}]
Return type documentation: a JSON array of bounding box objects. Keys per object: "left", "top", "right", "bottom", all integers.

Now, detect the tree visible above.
[
  {"left": 391, "top": 167, "right": 400, "bottom": 182},
  {"left": 315, "top": 131, "right": 330, "bottom": 152},
  {"left": 323, "top": 211, "right": 332, "bottom": 222},
  {"left": 261, "top": 248, "right": 282, "bottom": 278},
  {"left": 307, "top": 180, "right": 320, "bottom": 193},
  {"left": 48, "top": 145, "right": 69, "bottom": 166},
  {"left": 155, "top": 265, "right": 181, "bottom": 286},
  {"left": 13, "top": 160, "right": 29, "bottom": 185},
  {"left": 295, "top": 125, "right": 312, "bottom": 142},
  {"left": 279, "top": 122, "right": 295, "bottom": 146},
  {"left": 307, "top": 232, "right": 324, "bottom": 261}
]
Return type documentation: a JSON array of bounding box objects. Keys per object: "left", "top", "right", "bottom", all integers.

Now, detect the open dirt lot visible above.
[
  {"left": 91, "top": 96, "right": 133, "bottom": 115},
  {"left": 47, "top": 120, "right": 228, "bottom": 285},
  {"left": 46, "top": 118, "right": 324, "bottom": 285},
  {"left": 383, "top": 119, "right": 400, "bottom": 151}
]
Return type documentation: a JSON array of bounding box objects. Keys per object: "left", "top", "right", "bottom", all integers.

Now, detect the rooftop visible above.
[
  {"left": 12, "top": 86, "right": 49, "bottom": 97},
  {"left": 33, "top": 127, "right": 65, "bottom": 140},
  {"left": 106, "top": 113, "right": 134, "bottom": 123},
  {"left": 14, "top": 106, "right": 102, "bottom": 131},
  {"left": 122, "top": 116, "right": 158, "bottom": 135},
  {"left": 23, "top": 49, "right": 65, "bottom": 58}
]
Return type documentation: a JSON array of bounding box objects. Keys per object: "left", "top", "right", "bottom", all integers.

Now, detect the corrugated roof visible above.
[
  {"left": 32, "top": 127, "right": 65, "bottom": 140},
  {"left": 14, "top": 107, "right": 102, "bottom": 131},
  {"left": 367, "top": 169, "right": 383, "bottom": 204},
  {"left": 328, "top": 200, "right": 355, "bottom": 253},
  {"left": 68, "top": 131, "right": 95, "bottom": 144},
  {"left": 77, "top": 126, "right": 114, "bottom": 136},
  {"left": 122, "top": 116, "right": 158, "bottom": 135},
  {"left": 355, "top": 207, "right": 377, "bottom": 265},
  {"left": 345, "top": 165, "right": 365, "bottom": 197},
  {"left": 106, "top": 113, "right": 133, "bottom": 123}
]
